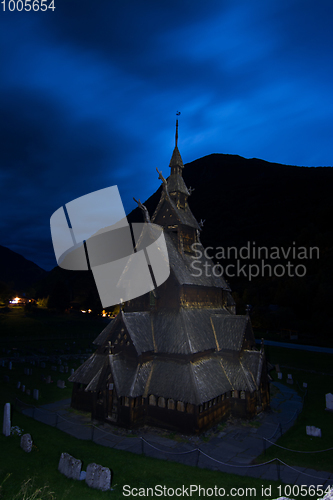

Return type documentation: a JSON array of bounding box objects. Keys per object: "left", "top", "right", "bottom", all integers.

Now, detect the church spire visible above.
[
  {"left": 169, "top": 112, "right": 184, "bottom": 175},
  {"left": 175, "top": 111, "right": 180, "bottom": 147}
]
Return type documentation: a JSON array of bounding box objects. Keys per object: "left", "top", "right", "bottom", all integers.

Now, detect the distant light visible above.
[
  {"left": 10, "top": 297, "right": 21, "bottom": 304},
  {"left": 81, "top": 310, "right": 87, "bottom": 313}
]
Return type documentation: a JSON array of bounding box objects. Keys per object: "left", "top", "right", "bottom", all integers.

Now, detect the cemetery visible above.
[
  {"left": 1, "top": 324, "right": 333, "bottom": 499},
  {"left": 0, "top": 284, "right": 332, "bottom": 498}
]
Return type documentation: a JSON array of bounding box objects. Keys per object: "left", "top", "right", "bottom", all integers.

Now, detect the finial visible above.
[{"left": 175, "top": 111, "right": 181, "bottom": 147}]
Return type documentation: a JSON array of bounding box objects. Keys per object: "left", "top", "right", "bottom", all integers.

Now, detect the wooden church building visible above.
[{"left": 69, "top": 122, "right": 270, "bottom": 433}]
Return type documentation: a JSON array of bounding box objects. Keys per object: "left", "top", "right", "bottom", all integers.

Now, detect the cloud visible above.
[{"left": 0, "top": 0, "right": 332, "bottom": 269}]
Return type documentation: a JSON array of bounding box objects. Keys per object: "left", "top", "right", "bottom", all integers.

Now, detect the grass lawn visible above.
[
  {"left": 255, "top": 347, "right": 333, "bottom": 473},
  {"left": 0, "top": 409, "right": 284, "bottom": 500},
  {"left": 0, "top": 306, "right": 106, "bottom": 354},
  {"left": 1, "top": 309, "right": 333, "bottom": 498}
]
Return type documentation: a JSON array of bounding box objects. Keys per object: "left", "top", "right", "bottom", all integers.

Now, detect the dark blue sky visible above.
[{"left": 0, "top": 0, "right": 332, "bottom": 270}]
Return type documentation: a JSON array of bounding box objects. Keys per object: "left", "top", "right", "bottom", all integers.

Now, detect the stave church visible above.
[{"left": 69, "top": 121, "right": 270, "bottom": 433}]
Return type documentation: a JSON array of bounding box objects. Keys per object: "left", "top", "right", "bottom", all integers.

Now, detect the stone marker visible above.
[
  {"left": 46, "top": 375, "right": 52, "bottom": 384},
  {"left": 8, "top": 361, "right": 12, "bottom": 370},
  {"left": 275, "top": 363, "right": 280, "bottom": 373},
  {"left": 277, "top": 372, "right": 282, "bottom": 380},
  {"left": 3, "top": 403, "right": 11, "bottom": 436},
  {"left": 17, "top": 381, "right": 21, "bottom": 389},
  {"left": 85, "top": 463, "right": 111, "bottom": 491},
  {"left": 20, "top": 433, "right": 33, "bottom": 452},
  {"left": 326, "top": 393, "right": 333, "bottom": 411},
  {"left": 306, "top": 425, "right": 321, "bottom": 437},
  {"left": 21, "top": 385, "right": 25, "bottom": 392},
  {"left": 70, "top": 368, "right": 74, "bottom": 376},
  {"left": 58, "top": 452, "right": 82, "bottom": 480},
  {"left": 59, "top": 366, "right": 64, "bottom": 373},
  {"left": 79, "top": 470, "right": 86, "bottom": 481},
  {"left": 303, "top": 382, "right": 307, "bottom": 388},
  {"left": 26, "top": 389, "right": 31, "bottom": 396},
  {"left": 57, "top": 380, "right": 65, "bottom": 389},
  {"left": 287, "top": 374, "right": 292, "bottom": 379},
  {"left": 33, "top": 389, "right": 39, "bottom": 401}
]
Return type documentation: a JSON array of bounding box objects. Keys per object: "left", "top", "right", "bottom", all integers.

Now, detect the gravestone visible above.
[
  {"left": 17, "top": 381, "right": 21, "bottom": 389},
  {"left": 20, "top": 433, "right": 33, "bottom": 453},
  {"left": 46, "top": 375, "right": 52, "bottom": 384},
  {"left": 58, "top": 359, "right": 62, "bottom": 365},
  {"left": 3, "top": 403, "right": 11, "bottom": 437},
  {"left": 58, "top": 453, "right": 82, "bottom": 480},
  {"left": 70, "top": 368, "right": 74, "bottom": 376},
  {"left": 306, "top": 425, "right": 321, "bottom": 437},
  {"left": 326, "top": 393, "right": 333, "bottom": 411},
  {"left": 277, "top": 372, "right": 282, "bottom": 380},
  {"left": 287, "top": 374, "right": 293, "bottom": 384},
  {"left": 33, "top": 389, "right": 39, "bottom": 401},
  {"left": 21, "top": 385, "right": 25, "bottom": 392},
  {"left": 303, "top": 382, "right": 307, "bottom": 388},
  {"left": 59, "top": 366, "right": 64, "bottom": 373},
  {"left": 8, "top": 361, "right": 12, "bottom": 370},
  {"left": 80, "top": 470, "right": 86, "bottom": 481},
  {"left": 85, "top": 463, "right": 111, "bottom": 491},
  {"left": 57, "top": 380, "right": 65, "bottom": 389},
  {"left": 26, "top": 389, "right": 31, "bottom": 396}
]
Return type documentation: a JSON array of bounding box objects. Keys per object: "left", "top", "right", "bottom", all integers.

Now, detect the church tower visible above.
[{"left": 69, "top": 119, "right": 270, "bottom": 433}]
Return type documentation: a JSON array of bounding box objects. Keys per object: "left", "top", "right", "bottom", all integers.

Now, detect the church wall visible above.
[{"left": 181, "top": 285, "right": 222, "bottom": 309}]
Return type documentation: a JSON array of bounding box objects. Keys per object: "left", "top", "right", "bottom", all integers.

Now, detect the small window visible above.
[
  {"left": 149, "top": 394, "right": 156, "bottom": 406},
  {"left": 186, "top": 403, "right": 194, "bottom": 414},
  {"left": 177, "top": 401, "right": 185, "bottom": 412},
  {"left": 158, "top": 397, "right": 166, "bottom": 408},
  {"left": 167, "top": 399, "right": 175, "bottom": 410},
  {"left": 149, "top": 291, "right": 155, "bottom": 307}
]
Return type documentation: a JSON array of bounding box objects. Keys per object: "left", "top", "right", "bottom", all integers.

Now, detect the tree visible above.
[{"left": 48, "top": 281, "right": 70, "bottom": 312}]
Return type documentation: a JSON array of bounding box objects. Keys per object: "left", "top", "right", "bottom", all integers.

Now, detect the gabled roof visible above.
[
  {"left": 164, "top": 232, "right": 230, "bottom": 290},
  {"left": 151, "top": 191, "right": 200, "bottom": 229},
  {"left": 94, "top": 309, "right": 252, "bottom": 357},
  {"left": 167, "top": 173, "right": 189, "bottom": 195},
  {"left": 68, "top": 352, "right": 107, "bottom": 387},
  {"left": 107, "top": 351, "right": 260, "bottom": 405}
]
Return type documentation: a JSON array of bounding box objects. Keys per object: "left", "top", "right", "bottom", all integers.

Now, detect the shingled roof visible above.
[{"left": 93, "top": 309, "right": 252, "bottom": 356}]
